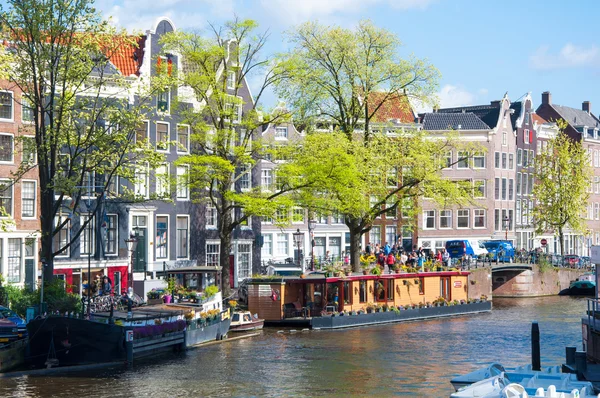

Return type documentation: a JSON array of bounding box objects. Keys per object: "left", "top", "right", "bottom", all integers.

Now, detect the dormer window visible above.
[
  {"left": 275, "top": 126, "right": 288, "bottom": 140},
  {"left": 524, "top": 112, "right": 530, "bottom": 125},
  {"left": 227, "top": 71, "right": 236, "bottom": 90}
]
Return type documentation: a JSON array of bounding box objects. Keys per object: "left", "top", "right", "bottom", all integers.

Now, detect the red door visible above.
[{"left": 440, "top": 277, "right": 451, "bottom": 301}]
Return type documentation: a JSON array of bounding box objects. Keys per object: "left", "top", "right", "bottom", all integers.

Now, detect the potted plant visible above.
[
  {"left": 146, "top": 289, "right": 162, "bottom": 305},
  {"left": 371, "top": 266, "right": 382, "bottom": 276},
  {"left": 394, "top": 265, "right": 401, "bottom": 274},
  {"left": 366, "top": 303, "right": 375, "bottom": 313},
  {"left": 344, "top": 267, "right": 352, "bottom": 276}
]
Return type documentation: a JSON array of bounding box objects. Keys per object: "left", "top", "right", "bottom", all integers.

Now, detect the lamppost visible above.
[
  {"left": 125, "top": 234, "right": 138, "bottom": 297},
  {"left": 308, "top": 219, "right": 317, "bottom": 272},
  {"left": 293, "top": 229, "right": 303, "bottom": 269},
  {"left": 503, "top": 216, "right": 511, "bottom": 241}
]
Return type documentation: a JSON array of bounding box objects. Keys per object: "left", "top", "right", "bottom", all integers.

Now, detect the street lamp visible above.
[
  {"left": 125, "top": 234, "right": 138, "bottom": 297},
  {"left": 293, "top": 228, "right": 303, "bottom": 269},
  {"left": 308, "top": 219, "right": 317, "bottom": 272},
  {"left": 503, "top": 216, "right": 511, "bottom": 241}
]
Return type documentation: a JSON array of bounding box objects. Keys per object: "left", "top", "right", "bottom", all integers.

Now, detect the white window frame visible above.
[
  {"left": 157, "top": 89, "right": 170, "bottom": 114},
  {"left": 524, "top": 129, "right": 530, "bottom": 144},
  {"left": 155, "top": 214, "right": 169, "bottom": 260},
  {"left": 261, "top": 169, "right": 273, "bottom": 191},
  {"left": 136, "top": 120, "right": 150, "bottom": 144},
  {"left": 80, "top": 214, "right": 95, "bottom": 256},
  {"left": 206, "top": 241, "right": 220, "bottom": 267},
  {"left": 473, "top": 152, "right": 485, "bottom": 169},
  {"left": 21, "top": 95, "right": 35, "bottom": 124},
  {"left": 261, "top": 234, "right": 273, "bottom": 257},
  {"left": 0, "top": 91, "right": 14, "bottom": 121},
  {"left": 274, "top": 126, "right": 288, "bottom": 140},
  {"left": 21, "top": 180, "right": 36, "bottom": 219},
  {"left": 423, "top": 210, "right": 435, "bottom": 229},
  {"left": 474, "top": 179, "right": 486, "bottom": 199},
  {"left": 176, "top": 124, "right": 190, "bottom": 154},
  {"left": 22, "top": 135, "right": 36, "bottom": 165},
  {"left": 439, "top": 210, "right": 452, "bottom": 229},
  {"left": 134, "top": 163, "right": 149, "bottom": 199},
  {"left": 227, "top": 71, "right": 236, "bottom": 90},
  {"left": 0, "top": 178, "right": 13, "bottom": 218},
  {"left": 473, "top": 209, "right": 486, "bottom": 228},
  {"left": 0, "top": 133, "right": 14, "bottom": 164},
  {"left": 457, "top": 209, "right": 470, "bottom": 229},
  {"left": 105, "top": 214, "right": 118, "bottom": 256},
  {"left": 176, "top": 165, "right": 190, "bottom": 200},
  {"left": 292, "top": 207, "right": 305, "bottom": 224},
  {"left": 237, "top": 242, "right": 253, "bottom": 281},
  {"left": 457, "top": 151, "right": 469, "bottom": 169},
  {"left": 54, "top": 214, "right": 70, "bottom": 258},
  {"left": 155, "top": 163, "right": 170, "bottom": 198},
  {"left": 156, "top": 121, "right": 170, "bottom": 152},
  {"left": 206, "top": 205, "right": 217, "bottom": 229},
  {"left": 239, "top": 164, "right": 251, "bottom": 191},
  {"left": 176, "top": 215, "right": 190, "bottom": 260},
  {"left": 276, "top": 233, "right": 289, "bottom": 256}
]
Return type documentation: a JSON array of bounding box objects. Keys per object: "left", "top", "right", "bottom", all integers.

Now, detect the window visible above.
[
  {"left": 206, "top": 206, "right": 217, "bottom": 228},
  {"left": 494, "top": 209, "right": 500, "bottom": 231},
  {"left": 0, "top": 92, "right": 13, "bottom": 120},
  {"left": 344, "top": 281, "right": 351, "bottom": 305},
  {"left": 457, "top": 209, "right": 469, "bottom": 228},
  {"left": 443, "top": 151, "right": 452, "bottom": 169},
  {"left": 0, "top": 180, "right": 12, "bottom": 217},
  {"left": 494, "top": 178, "right": 499, "bottom": 200},
  {"left": 206, "top": 243, "right": 220, "bottom": 266},
  {"left": 509, "top": 153, "right": 514, "bottom": 170},
  {"left": 157, "top": 90, "right": 169, "bottom": 113},
  {"left": 227, "top": 71, "right": 236, "bottom": 90},
  {"left": 261, "top": 169, "right": 273, "bottom": 190},
  {"left": 528, "top": 174, "right": 534, "bottom": 195},
  {"left": 418, "top": 277, "right": 425, "bottom": 295},
  {"left": 176, "top": 216, "right": 189, "bottom": 258},
  {"left": 370, "top": 226, "right": 381, "bottom": 244},
  {"left": 474, "top": 209, "right": 485, "bottom": 228},
  {"left": 385, "top": 226, "right": 396, "bottom": 245},
  {"left": 387, "top": 279, "right": 394, "bottom": 301},
  {"left": 474, "top": 179, "right": 486, "bottom": 198},
  {"left": 517, "top": 149, "right": 522, "bottom": 166},
  {"left": 275, "top": 126, "right": 288, "bottom": 139},
  {"left": 501, "top": 153, "right": 507, "bottom": 169},
  {"left": 21, "top": 97, "right": 34, "bottom": 122},
  {"left": 516, "top": 201, "right": 521, "bottom": 224},
  {"left": 457, "top": 151, "right": 468, "bottom": 168},
  {"left": 439, "top": 210, "right": 452, "bottom": 229},
  {"left": 502, "top": 131, "right": 507, "bottom": 146},
  {"left": 508, "top": 179, "right": 514, "bottom": 201},
  {"left": 501, "top": 178, "right": 507, "bottom": 200},
  {"left": 136, "top": 121, "right": 149, "bottom": 143},
  {"left": 524, "top": 129, "right": 530, "bottom": 143},
  {"left": 238, "top": 243, "right": 252, "bottom": 280},
  {"left": 177, "top": 125, "right": 190, "bottom": 153},
  {"left": 424, "top": 210, "right": 435, "bottom": 229},
  {"left": 239, "top": 164, "right": 251, "bottom": 191},
  {"left": 523, "top": 173, "right": 528, "bottom": 196},
  {"left": 261, "top": 234, "right": 272, "bottom": 257},
  {"left": 523, "top": 150, "right": 528, "bottom": 167},
  {"left": 359, "top": 280, "right": 367, "bottom": 303},
  {"left": 80, "top": 215, "right": 94, "bottom": 255},
  {"left": 7, "top": 238, "right": 20, "bottom": 283},
  {"left": 385, "top": 198, "right": 396, "bottom": 218},
  {"left": 156, "top": 216, "right": 168, "bottom": 259},
  {"left": 0, "top": 134, "right": 14, "bottom": 162},
  {"left": 134, "top": 163, "right": 149, "bottom": 198},
  {"left": 473, "top": 152, "right": 485, "bottom": 168},
  {"left": 155, "top": 164, "right": 169, "bottom": 197},
  {"left": 275, "top": 208, "right": 289, "bottom": 224},
  {"left": 22, "top": 136, "right": 36, "bottom": 164},
  {"left": 516, "top": 173, "right": 521, "bottom": 195},
  {"left": 156, "top": 122, "right": 169, "bottom": 151},
  {"left": 331, "top": 212, "right": 344, "bottom": 224},
  {"left": 54, "top": 214, "right": 70, "bottom": 256},
  {"left": 176, "top": 165, "right": 189, "bottom": 200},
  {"left": 21, "top": 181, "right": 35, "bottom": 218},
  {"left": 276, "top": 233, "right": 288, "bottom": 256},
  {"left": 105, "top": 214, "right": 118, "bottom": 255},
  {"left": 494, "top": 152, "right": 500, "bottom": 168}
]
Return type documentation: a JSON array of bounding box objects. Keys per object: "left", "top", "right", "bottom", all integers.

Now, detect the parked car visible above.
[
  {"left": 482, "top": 241, "right": 515, "bottom": 263},
  {"left": 0, "top": 318, "right": 20, "bottom": 345},
  {"left": 563, "top": 255, "right": 581, "bottom": 268},
  {"left": 0, "top": 306, "right": 27, "bottom": 334},
  {"left": 445, "top": 240, "right": 487, "bottom": 259},
  {"left": 581, "top": 256, "right": 591, "bottom": 268}
]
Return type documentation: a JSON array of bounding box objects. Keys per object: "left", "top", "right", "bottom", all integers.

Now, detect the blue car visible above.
[
  {"left": 483, "top": 241, "right": 515, "bottom": 263},
  {"left": 0, "top": 306, "right": 27, "bottom": 335}
]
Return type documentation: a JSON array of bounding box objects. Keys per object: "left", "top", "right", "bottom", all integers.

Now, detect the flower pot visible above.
[
  {"left": 362, "top": 270, "right": 368, "bottom": 275},
  {"left": 163, "top": 295, "right": 172, "bottom": 304}
]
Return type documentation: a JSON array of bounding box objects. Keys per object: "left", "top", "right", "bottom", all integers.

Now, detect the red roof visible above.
[
  {"left": 106, "top": 35, "right": 146, "bottom": 77},
  {"left": 366, "top": 92, "right": 415, "bottom": 123},
  {"left": 532, "top": 113, "right": 547, "bottom": 125}
]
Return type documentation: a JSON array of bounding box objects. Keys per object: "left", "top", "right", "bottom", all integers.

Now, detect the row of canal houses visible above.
[{"left": 1, "top": 16, "right": 600, "bottom": 292}]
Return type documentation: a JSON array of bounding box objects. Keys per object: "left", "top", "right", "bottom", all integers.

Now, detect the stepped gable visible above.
[{"left": 421, "top": 112, "right": 490, "bottom": 131}]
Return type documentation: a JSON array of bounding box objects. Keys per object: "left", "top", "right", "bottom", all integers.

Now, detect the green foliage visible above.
[
  {"left": 4, "top": 280, "right": 81, "bottom": 317},
  {"left": 205, "top": 285, "right": 219, "bottom": 298},
  {"left": 532, "top": 121, "right": 592, "bottom": 256}
]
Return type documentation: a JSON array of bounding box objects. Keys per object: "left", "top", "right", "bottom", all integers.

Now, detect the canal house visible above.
[{"left": 247, "top": 271, "right": 475, "bottom": 326}]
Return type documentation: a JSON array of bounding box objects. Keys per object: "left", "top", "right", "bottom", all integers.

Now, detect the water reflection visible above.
[{"left": 0, "top": 296, "right": 587, "bottom": 397}]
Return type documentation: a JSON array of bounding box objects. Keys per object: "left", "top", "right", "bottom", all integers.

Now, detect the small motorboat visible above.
[
  {"left": 450, "top": 372, "right": 595, "bottom": 398},
  {"left": 229, "top": 311, "right": 264, "bottom": 332},
  {"left": 451, "top": 363, "right": 562, "bottom": 391},
  {"left": 561, "top": 273, "right": 596, "bottom": 296}
]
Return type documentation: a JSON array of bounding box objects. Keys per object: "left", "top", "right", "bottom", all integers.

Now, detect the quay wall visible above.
[
  {"left": 492, "top": 265, "right": 585, "bottom": 297},
  {"left": 467, "top": 267, "right": 493, "bottom": 300}
]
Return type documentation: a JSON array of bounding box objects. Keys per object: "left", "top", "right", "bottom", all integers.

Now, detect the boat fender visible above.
[
  {"left": 216, "top": 332, "right": 221, "bottom": 341},
  {"left": 501, "top": 383, "right": 526, "bottom": 397}
]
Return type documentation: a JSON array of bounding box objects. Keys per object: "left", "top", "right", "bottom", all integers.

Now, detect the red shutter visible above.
[
  {"left": 167, "top": 58, "right": 173, "bottom": 76},
  {"left": 156, "top": 56, "right": 162, "bottom": 74},
  {"left": 529, "top": 129, "right": 534, "bottom": 143}
]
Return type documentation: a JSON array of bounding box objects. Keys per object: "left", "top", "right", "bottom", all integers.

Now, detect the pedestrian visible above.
[
  {"left": 101, "top": 276, "right": 112, "bottom": 296},
  {"left": 377, "top": 252, "right": 385, "bottom": 268},
  {"left": 365, "top": 242, "right": 372, "bottom": 255},
  {"left": 386, "top": 252, "right": 395, "bottom": 273},
  {"left": 442, "top": 249, "right": 450, "bottom": 268},
  {"left": 343, "top": 252, "right": 350, "bottom": 266},
  {"left": 384, "top": 242, "right": 391, "bottom": 256}
]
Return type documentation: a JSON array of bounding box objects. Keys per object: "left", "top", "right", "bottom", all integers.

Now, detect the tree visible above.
[
  {"left": 275, "top": 20, "right": 475, "bottom": 271},
  {"left": 292, "top": 131, "right": 477, "bottom": 271},
  {"left": 160, "top": 18, "right": 299, "bottom": 295},
  {"left": 0, "top": 0, "right": 164, "bottom": 282},
  {"left": 532, "top": 121, "right": 592, "bottom": 256}
]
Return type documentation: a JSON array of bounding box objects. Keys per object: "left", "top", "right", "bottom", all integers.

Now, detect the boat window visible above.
[{"left": 232, "top": 313, "right": 239, "bottom": 322}]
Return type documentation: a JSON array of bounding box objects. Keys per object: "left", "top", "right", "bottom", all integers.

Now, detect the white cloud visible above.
[
  {"left": 259, "top": 0, "right": 435, "bottom": 25},
  {"left": 436, "top": 84, "right": 478, "bottom": 109},
  {"left": 529, "top": 43, "right": 600, "bottom": 70}
]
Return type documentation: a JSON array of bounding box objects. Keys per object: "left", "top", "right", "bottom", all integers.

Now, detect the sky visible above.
[{"left": 95, "top": 0, "right": 600, "bottom": 114}]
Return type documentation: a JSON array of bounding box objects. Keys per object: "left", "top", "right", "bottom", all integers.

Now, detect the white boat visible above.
[
  {"left": 450, "top": 372, "right": 596, "bottom": 398},
  {"left": 451, "top": 363, "right": 562, "bottom": 391},
  {"left": 229, "top": 311, "right": 264, "bottom": 332}
]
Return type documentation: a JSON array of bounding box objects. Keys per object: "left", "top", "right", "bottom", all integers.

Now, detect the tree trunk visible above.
[
  {"left": 347, "top": 218, "right": 364, "bottom": 272},
  {"left": 40, "top": 186, "right": 55, "bottom": 284},
  {"left": 558, "top": 228, "right": 565, "bottom": 258},
  {"left": 219, "top": 198, "right": 233, "bottom": 298}
]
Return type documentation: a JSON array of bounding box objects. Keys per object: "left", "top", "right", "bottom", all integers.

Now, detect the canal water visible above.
[{"left": 0, "top": 296, "right": 589, "bottom": 397}]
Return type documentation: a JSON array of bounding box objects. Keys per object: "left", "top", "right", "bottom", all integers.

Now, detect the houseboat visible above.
[{"left": 247, "top": 270, "right": 491, "bottom": 330}]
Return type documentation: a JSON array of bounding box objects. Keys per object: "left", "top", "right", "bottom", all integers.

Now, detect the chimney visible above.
[
  {"left": 490, "top": 100, "right": 501, "bottom": 108},
  {"left": 542, "top": 91, "right": 551, "bottom": 105},
  {"left": 583, "top": 101, "right": 591, "bottom": 114}
]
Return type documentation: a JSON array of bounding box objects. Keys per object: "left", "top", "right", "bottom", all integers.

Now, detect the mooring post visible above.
[
  {"left": 566, "top": 346, "right": 576, "bottom": 366},
  {"left": 125, "top": 327, "right": 134, "bottom": 368},
  {"left": 532, "top": 321, "right": 541, "bottom": 371},
  {"left": 575, "top": 351, "right": 587, "bottom": 380}
]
